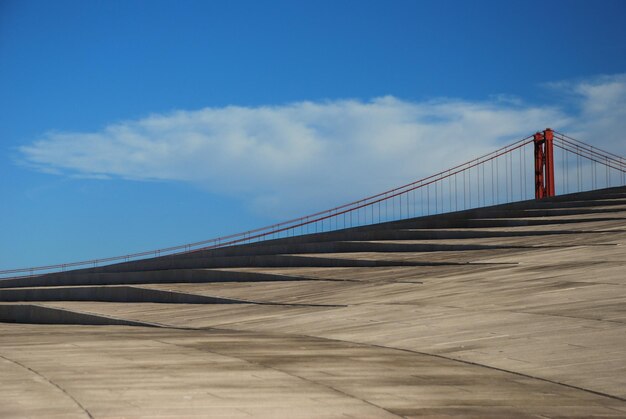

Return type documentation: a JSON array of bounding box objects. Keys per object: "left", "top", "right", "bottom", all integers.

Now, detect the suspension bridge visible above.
[
  {"left": 1, "top": 129, "right": 626, "bottom": 418},
  {"left": 1, "top": 129, "right": 624, "bottom": 279}
]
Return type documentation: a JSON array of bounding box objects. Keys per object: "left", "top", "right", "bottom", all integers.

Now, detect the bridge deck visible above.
[{"left": 1, "top": 187, "right": 626, "bottom": 418}]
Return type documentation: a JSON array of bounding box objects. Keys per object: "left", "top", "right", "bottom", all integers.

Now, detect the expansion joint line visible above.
[
  {"left": 0, "top": 353, "right": 94, "bottom": 419},
  {"left": 177, "top": 325, "right": 626, "bottom": 405},
  {"left": 314, "top": 336, "right": 626, "bottom": 404},
  {"left": 150, "top": 338, "right": 403, "bottom": 418}
]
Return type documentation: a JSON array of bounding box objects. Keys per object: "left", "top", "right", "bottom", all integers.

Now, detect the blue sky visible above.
[{"left": 2, "top": 0, "right": 626, "bottom": 269}]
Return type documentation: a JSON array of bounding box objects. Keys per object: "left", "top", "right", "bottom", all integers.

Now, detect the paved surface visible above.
[{"left": 1, "top": 187, "right": 626, "bottom": 418}]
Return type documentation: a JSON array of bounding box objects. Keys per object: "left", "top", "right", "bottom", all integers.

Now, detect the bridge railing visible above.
[{"left": 2, "top": 130, "right": 625, "bottom": 279}]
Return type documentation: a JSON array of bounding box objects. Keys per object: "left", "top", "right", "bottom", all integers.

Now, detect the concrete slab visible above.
[{"left": 2, "top": 187, "right": 626, "bottom": 417}]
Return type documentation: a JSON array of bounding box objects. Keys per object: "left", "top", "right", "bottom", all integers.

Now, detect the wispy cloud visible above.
[
  {"left": 19, "top": 75, "right": 626, "bottom": 216},
  {"left": 550, "top": 74, "right": 626, "bottom": 152}
]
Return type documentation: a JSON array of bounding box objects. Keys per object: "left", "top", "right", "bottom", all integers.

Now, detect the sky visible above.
[{"left": 1, "top": 0, "right": 626, "bottom": 270}]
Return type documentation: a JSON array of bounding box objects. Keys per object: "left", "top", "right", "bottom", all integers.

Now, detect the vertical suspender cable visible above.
[
  {"left": 463, "top": 169, "right": 467, "bottom": 209},
  {"left": 435, "top": 182, "right": 438, "bottom": 214},
  {"left": 519, "top": 147, "right": 523, "bottom": 200},
  {"left": 449, "top": 174, "right": 452, "bottom": 213},
  {"left": 520, "top": 147, "right": 528, "bottom": 199},
  {"left": 455, "top": 173, "right": 458, "bottom": 211},
  {"left": 467, "top": 167, "right": 471, "bottom": 208},
  {"left": 406, "top": 191, "right": 409, "bottom": 218},
  {"left": 491, "top": 159, "right": 495, "bottom": 205}
]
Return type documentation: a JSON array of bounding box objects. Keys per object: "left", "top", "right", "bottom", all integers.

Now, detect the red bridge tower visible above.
[{"left": 534, "top": 128, "right": 555, "bottom": 199}]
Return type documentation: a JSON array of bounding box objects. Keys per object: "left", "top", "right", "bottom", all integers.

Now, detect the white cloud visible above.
[
  {"left": 19, "top": 75, "right": 626, "bottom": 217},
  {"left": 552, "top": 74, "right": 626, "bottom": 154}
]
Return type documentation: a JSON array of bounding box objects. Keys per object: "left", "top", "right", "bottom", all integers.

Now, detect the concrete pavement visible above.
[{"left": 2, "top": 187, "right": 626, "bottom": 417}]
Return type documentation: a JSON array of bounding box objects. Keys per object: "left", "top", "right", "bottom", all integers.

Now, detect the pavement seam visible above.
[
  {"left": 0, "top": 353, "right": 94, "bottom": 419},
  {"left": 150, "top": 338, "right": 404, "bottom": 419},
  {"left": 257, "top": 331, "right": 626, "bottom": 405},
  {"left": 125, "top": 318, "right": 626, "bottom": 406},
  {"left": 115, "top": 321, "right": 626, "bottom": 407},
  {"left": 4, "top": 280, "right": 624, "bottom": 406},
  {"left": 10, "top": 289, "right": 624, "bottom": 405}
]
